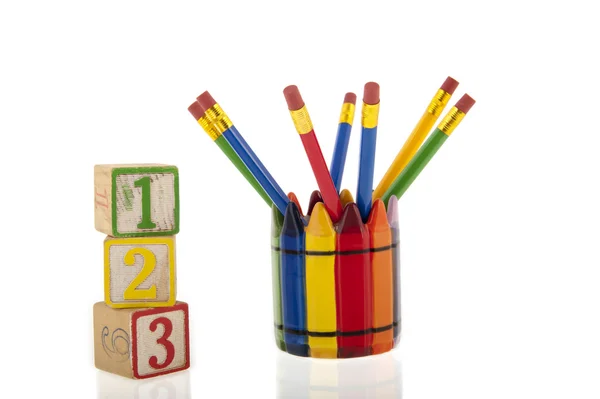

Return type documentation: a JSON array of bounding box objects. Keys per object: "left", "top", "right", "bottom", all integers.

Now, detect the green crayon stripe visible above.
[
  {"left": 271, "top": 205, "right": 286, "bottom": 351},
  {"left": 381, "top": 129, "right": 448, "bottom": 203},
  {"left": 215, "top": 135, "right": 271, "bottom": 206}
]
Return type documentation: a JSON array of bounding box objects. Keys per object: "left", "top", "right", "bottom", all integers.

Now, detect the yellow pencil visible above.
[
  {"left": 373, "top": 77, "right": 459, "bottom": 200},
  {"left": 305, "top": 202, "right": 337, "bottom": 358}
]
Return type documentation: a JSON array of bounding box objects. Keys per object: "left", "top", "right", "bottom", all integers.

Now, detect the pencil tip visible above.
[
  {"left": 307, "top": 190, "right": 323, "bottom": 216},
  {"left": 441, "top": 76, "right": 459, "bottom": 95},
  {"left": 282, "top": 202, "right": 304, "bottom": 235},
  {"left": 338, "top": 203, "right": 366, "bottom": 234},
  {"left": 283, "top": 85, "right": 304, "bottom": 111}
]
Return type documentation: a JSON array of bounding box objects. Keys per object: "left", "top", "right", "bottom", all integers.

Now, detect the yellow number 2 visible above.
[{"left": 123, "top": 247, "right": 157, "bottom": 300}]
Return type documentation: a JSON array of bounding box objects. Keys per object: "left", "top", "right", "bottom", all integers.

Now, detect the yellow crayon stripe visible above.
[{"left": 305, "top": 203, "right": 337, "bottom": 358}]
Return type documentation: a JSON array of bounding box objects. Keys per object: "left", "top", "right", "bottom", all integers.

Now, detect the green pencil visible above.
[
  {"left": 381, "top": 94, "right": 475, "bottom": 204},
  {"left": 188, "top": 101, "right": 272, "bottom": 206}
]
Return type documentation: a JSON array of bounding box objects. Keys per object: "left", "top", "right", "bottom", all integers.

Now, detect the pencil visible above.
[
  {"left": 380, "top": 94, "right": 476, "bottom": 203},
  {"left": 366, "top": 199, "right": 394, "bottom": 354},
  {"left": 356, "top": 82, "right": 380, "bottom": 222},
  {"left": 280, "top": 202, "right": 309, "bottom": 357},
  {"left": 330, "top": 92, "right": 357, "bottom": 192},
  {"left": 271, "top": 204, "right": 286, "bottom": 351},
  {"left": 284, "top": 85, "right": 343, "bottom": 223},
  {"left": 373, "top": 77, "right": 459, "bottom": 200},
  {"left": 188, "top": 101, "right": 271, "bottom": 206},
  {"left": 335, "top": 203, "right": 373, "bottom": 358},
  {"left": 196, "top": 91, "right": 290, "bottom": 215},
  {"left": 386, "top": 195, "right": 401, "bottom": 344},
  {"left": 305, "top": 202, "right": 337, "bottom": 358},
  {"left": 339, "top": 188, "right": 355, "bottom": 209}
]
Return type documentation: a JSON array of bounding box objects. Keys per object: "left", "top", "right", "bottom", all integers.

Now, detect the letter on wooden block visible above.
[
  {"left": 104, "top": 236, "right": 176, "bottom": 308},
  {"left": 94, "top": 301, "right": 190, "bottom": 379},
  {"left": 95, "top": 164, "right": 180, "bottom": 237}
]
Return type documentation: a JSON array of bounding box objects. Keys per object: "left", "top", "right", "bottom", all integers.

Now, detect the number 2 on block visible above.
[
  {"left": 135, "top": 176, "right": 157, "bottom": 229},
  {"left": 123, "top": 247, "right": 157, "bottom": 300}
]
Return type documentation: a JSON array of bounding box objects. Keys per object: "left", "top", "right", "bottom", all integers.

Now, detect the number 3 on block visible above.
[{"left": 104, "top": 236, "right": 176, "bottom": 308}]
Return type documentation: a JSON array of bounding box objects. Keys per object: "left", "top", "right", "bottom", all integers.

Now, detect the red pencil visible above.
[
  {"left": 284, "top": 85, "right": 343, "bottom": 223},
  {"left": 335, "top": 203, "right": 373, "bottom": 358}
]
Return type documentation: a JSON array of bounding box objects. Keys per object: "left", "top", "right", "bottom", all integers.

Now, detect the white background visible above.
[{"left": 1, "top": 0, "right": 599, "bottom": 397}]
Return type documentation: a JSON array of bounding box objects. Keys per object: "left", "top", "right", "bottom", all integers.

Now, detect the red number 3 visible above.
[{"left": 149, "top": 317, "right": 175, "bottom": 369}]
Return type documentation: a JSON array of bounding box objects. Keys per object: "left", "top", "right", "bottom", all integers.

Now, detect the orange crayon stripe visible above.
[{"left": 366, "top": 199, "right": 394, "bottom": 354}]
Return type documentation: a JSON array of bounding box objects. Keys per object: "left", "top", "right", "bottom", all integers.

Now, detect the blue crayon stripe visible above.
[
  {"left": 280, "top": 208, "right": 308, "bottom": 357},
  {"left": 356, "top": 126, "right": 377, "bottom": 221},
  {"left": 222, "top": 126, "right": 289, "bottom": 214},
  {"left": 330, "top": 122, "right": 352, "bottom": 193}
]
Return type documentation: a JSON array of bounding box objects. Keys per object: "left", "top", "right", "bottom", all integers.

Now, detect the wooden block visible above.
[
  {"left": 95, "top": 164, "right": 180, "bottom": 237},
  {"left": 104, "top": 236, "right": 176, "bottom": 308},
  {"left": 94, "top": 301, "right": 190, "bottom": 379}
]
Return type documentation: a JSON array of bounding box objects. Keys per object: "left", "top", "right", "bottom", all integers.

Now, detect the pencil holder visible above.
[{"left": 271, "top": 193, "right": 401, "bottom": 359}]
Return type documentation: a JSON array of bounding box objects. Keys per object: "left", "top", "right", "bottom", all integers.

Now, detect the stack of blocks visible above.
[{"left": 93, "top": 164, "right": 190, "bottom": 379}]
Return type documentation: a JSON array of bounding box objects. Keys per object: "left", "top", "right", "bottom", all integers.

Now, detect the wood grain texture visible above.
[
  {"left": 94, "top": 164, "right": 179, "bottom": 237},
  {"left": 104, "top": 236, "right": 176, "bottom": 308},
  {"left": 93, "top": 301, "right": 190, "bottom": 380}
]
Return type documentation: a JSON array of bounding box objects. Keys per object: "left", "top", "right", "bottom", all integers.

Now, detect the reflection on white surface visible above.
[
  {"left": 96, "top": 369, "right": 191, "bottom": 399},
  {"left": 276, "top": 351, "right": 402, "bottom": 398}
]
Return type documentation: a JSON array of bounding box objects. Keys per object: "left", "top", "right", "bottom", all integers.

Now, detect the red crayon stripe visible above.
[
  {"left": 284, "top": 85, "right": 343, "bottom": 223},
  {"left": 335, "top": 203, "right": 373, "bottom": 358},
  {"left": 366, "top": 199, "right": 394, "bottom": 354}
]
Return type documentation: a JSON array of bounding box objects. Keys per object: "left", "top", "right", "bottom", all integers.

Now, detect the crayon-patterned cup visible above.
[{"left": 271, "top": 193, "right": 401, "bottom": 359}]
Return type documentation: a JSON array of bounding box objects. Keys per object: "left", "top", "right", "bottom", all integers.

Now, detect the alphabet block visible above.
[
  {"left": 94, "top": 301, "right": 190, "bottom": 379},
  {"left": 95, "top": 164, "right": 180, "bottom": 237},
  {"left": 104, "top": 236, "right": 176, "bottom": 308}
]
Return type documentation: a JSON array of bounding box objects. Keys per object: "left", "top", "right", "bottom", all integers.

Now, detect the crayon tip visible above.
[
  {"left": 306, "top": 202, "right": 335, "bottom": 236},
  {"left": 440, "top": 76, "right": 459, "bottom": 95},
  {"left": 282, "top": 202, "right": 304, "bottom": 236},
  {"left": 366, "top": 199, "right": 388, "bottom": 228},
  {"left": 386, "top": 195, "right": 399, "bottom": 228},
  {"left": 188, "top": 101, "right": 205, "bottom": 120},
  {"left": 338, "top": 203, "right": 367, "bottom": 235},
  {"left": 271, "top": 204, "right": 284, "bottom": 235},
  {"left": 363, "top": 82, "right": 380, "bottom": 105},
  {"left": 344, "top": 92, "right": 357, "bottom": 105},
  {"left": 283, "top": 85, "right": 305, "bottom": 111},
  {"left": 455, "top": 94, "right": 476, "bottom": 114},
  {"left": 340, "top": 189, "right": 355, "bottom": 208},
  {"left": 307, "top": 190, "right": 323, "bottom": 216},
  {"left": 287, "top": 192, "right": 303, "bottom": 216},
  {"left": 196, "top": 91, "right": 217, "bottom": 112}
]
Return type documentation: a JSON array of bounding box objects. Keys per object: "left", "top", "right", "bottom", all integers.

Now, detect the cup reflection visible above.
[
  {"left": 96, "top": 369, "right": 191, "bottom": 399},
  {"left": 276, "top": 351, "right": 402, "bottom": 398}
]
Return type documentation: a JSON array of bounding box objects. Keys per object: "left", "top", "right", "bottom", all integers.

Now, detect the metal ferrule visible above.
[
  {"left": 198, "top": 104, "right": 233, "bottom": 140},
  {"left": 437, "top": 106, "right": 466, "bottom": 136},
  {"left": 290, "top": 106, "right": 314, "bottom": 135},
  {"left": 361, "top": 102, "right": 379, "bottom": 129},
  {"left": 426, "top": 89, "right": 452, "bottom": 116},
  {"left": 338, "top": 103, "right": 355, "bottom": 125}
]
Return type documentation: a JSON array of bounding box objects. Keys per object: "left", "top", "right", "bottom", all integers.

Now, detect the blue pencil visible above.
[
  {"left": 356, "top": 82, "right": 380, "bottom": 221},
  {"left": 330, "top": 93, "right": 357, "bottom": 192},
  {"left": 196, "top": 91, "right": 290, "bottom": 215},
  {"left": 280, "top": 202, "right": 309, "bottom": 357}
]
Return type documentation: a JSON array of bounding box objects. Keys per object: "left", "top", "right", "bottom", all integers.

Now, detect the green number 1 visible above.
[{"left": 135, "top": 176, "right": 157, "bottom": 229}]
